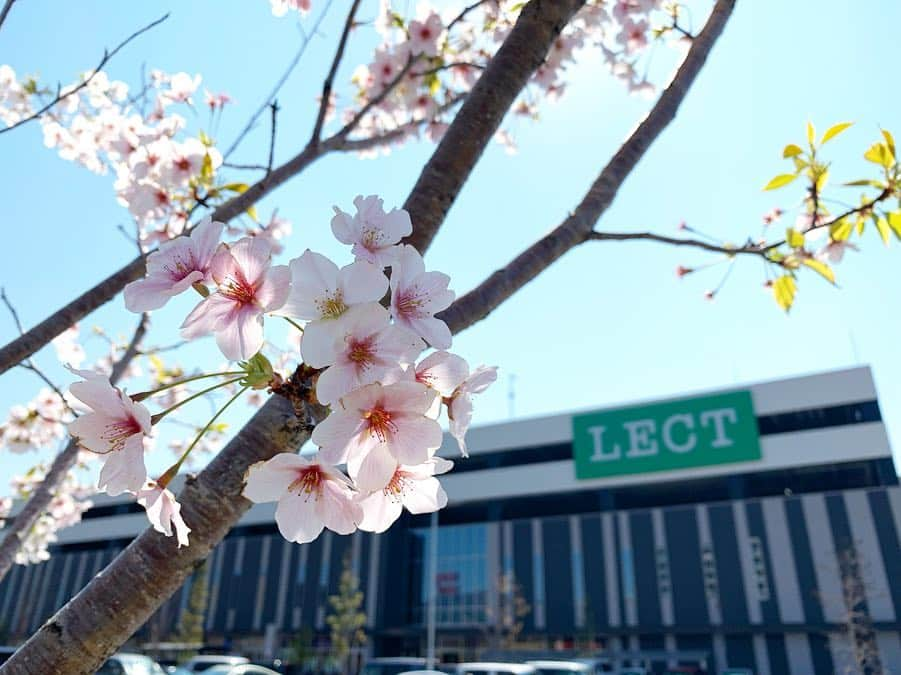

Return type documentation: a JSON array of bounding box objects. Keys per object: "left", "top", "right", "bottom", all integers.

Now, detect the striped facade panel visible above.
[
  {"left": 761, "top": 497, "right": 804, "bottom": 623},
  {"left": 744, "top": 502, "right": 780, "bottom": 624},
  {"left": 707, "top": 504, "right": 750, "bottom": 627},
  {"left": 801, "top": 495, "right": 845, "bottom": 624},
  {"left": 234, "top": 534, "right": 263, "bottom": 633},
  {"left": 866, "top": 489, "right": 901, "bottom": 618},
  {"left": 784, "top": 498, "right": 825, "bottom": 624},
  {"left": 511, "top": 520, "right": 534, "bottom": 633},
  {"left": 628, "top": 511, "right": 662, "bottom": 629},
  {"left": 665, "top": 507, "right": 708, "bottom": 627},
  {"left": 579, "top": 514, "right": 607, "bottom": 631},
  {"left": 541, "top": 517, "right": 574, "bottom": 634}
]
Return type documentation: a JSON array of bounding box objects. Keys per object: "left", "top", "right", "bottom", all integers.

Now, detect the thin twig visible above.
[
  {"left": 310, "top": 0, "right": 362, "bottom": 145},
  {"left": 0, "top": 0, "right": 17, "bottom": 33},
  {"left": 222, "top": 162, "right": 268, "bottom": 171},
  {"left": 447, "top": 0, "right": 490, "bottom": 32},
  {"left": 222, "top": 0, "right": 334, "bottom": 160},
  {"left": 334, "top": 56, "right": 419, "bottom": 141},
  {"left": 266, "top": 101, "right": 279, "bottom": 174},
  {"left": 0, "top": 14, "right": 169, "bottom": 136}
]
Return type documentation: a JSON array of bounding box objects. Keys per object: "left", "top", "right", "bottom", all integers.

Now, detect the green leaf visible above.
[
  {"left": 806, "top": 121, "right": 816, "bottom": 145},
  {"left": 200, "top": 153, "right": 213, "bottom": 182},
  {"left": 786, "top": 228, "right": 806, "bottom": 248},
  {"left": 246, "top": 205, "right": 260, "bottom": 223},
  {"left": 801, "top": 258, "right": 835, "bottom": 284},
  {"left": 782, "top": 143, "right": 803, "bottom": 158},
  {"left": 843, "top": 179, "right": 884, "bottom": 187},
  {"left": 821, "top": 122, "right": 853, "bottom": 144},
  {"left": 815, "top": 168, "right": 829, "bottom": 193},
  {"left": 773, "top": 275, "right": 797, "bottom": 312},
  {"left": 875, "top": 216, "right": 891, "bottom": 245},
  {"left": 763, "top": 173, "right": 798, "bottom": 191}
]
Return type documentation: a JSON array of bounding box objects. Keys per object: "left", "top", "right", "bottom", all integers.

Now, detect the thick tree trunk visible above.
[{"left": 0, "top": 3, "right": 586, "bottom": 673}]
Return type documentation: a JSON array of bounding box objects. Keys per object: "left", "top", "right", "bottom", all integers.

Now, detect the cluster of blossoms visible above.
[
  {"left": 331, "top": 0, "right": 671, "bottom": 155},
  {"left": 5, "top": 466, "right": 94, "bottom": 565},
  {"left": 270, "top": 0, "right": 311, "bottom": 17},
  {"left": 0, "top": 65, "right": 231, "bottom": 244},
  {"left": 66, "top": 196, "right": 496, "bottom": 547},
  {"left": 0, "top": 388, "right": 70, "bottom": 454}
]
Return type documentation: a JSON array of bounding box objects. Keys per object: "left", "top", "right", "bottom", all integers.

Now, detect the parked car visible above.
[
  {"left": 362, "top": 657, "right": 431, "bottom": 675},
  {"left": 525, "top": 661, "right": 593, "bottom": 675},
  {"left": 453, "top": 664, "right": 537, "bottom": 675},
  {"left": 179, "top": 656, "right": 250, "bottom": 673},
  {"left": 0, "top": 647, "right": 15, "bottom": 665},
  {"left": 201, "top": 666, "right": 282, "bottom": 675},
  {"left": 96, "top": 653, "right": 167, "bottom": 675}
]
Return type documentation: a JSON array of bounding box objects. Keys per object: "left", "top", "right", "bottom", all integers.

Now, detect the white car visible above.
[
  {"left": 453, "top": 664, "right": 537, "bottom": 675},
  {"left": 526, "top": 661, "right": 593, "bottom": 675},
  {"left": 363, "top": 657, "right": 431, "bottom": 675},
  {"left": 202, "top": 666, "right": 281, "bottom": 675},
  {"left": 179, "top": 655, "right": 250, "bottom": 673},
  {"left": 96, "top": 653, "right": 166, "bottom": 675}
]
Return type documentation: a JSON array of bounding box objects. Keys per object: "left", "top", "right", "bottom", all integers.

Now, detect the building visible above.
[{"left": 1, "top": 366, "right": 900, "bottom": 673}]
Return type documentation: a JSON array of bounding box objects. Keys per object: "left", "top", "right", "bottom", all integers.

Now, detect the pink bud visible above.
[
  {"left": 675, "top": 265, "right": 692, "bottom": 278},
  {"left": 703, "top": 290, "right": 715, "bottom": 301}
]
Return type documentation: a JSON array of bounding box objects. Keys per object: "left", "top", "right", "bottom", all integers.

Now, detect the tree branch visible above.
[
  {"left": 0, "top": 0, "right": 17, "bottom": 33},
  {"left": 0, "top": 313, "right": 148, "bottom": 585},
  {"left": 222, "top": 0, "right": 334, "bottom": 160},
  {"left": 439, "top": 0, "right": 736, "bottom": 335},
  {"left": 0, "top": 14, "right": 169, "bottom": 136},
  {"left": 309, "top": 0, "right": 362, "bottom": 145},
  {"left": 402, "top": 0, "right": 587, "bottom": 255}
]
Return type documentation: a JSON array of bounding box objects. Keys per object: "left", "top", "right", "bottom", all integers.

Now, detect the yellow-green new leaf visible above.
[
  {"left": 888, "top": 212, "right": 901, "bottom": 240},
  {"left": 882, "top": 129, "right": 896, "bottom": 157},
  {"left": 806, "top": 121, "right": 816, "bottom": 145},
  {"left": 782, "top": 143, "right": 803, "bottom": 158},
  {"left": 221, "top": 182, "right": 250, "bottom": 193},
  {"left": 821, "top": 122, "right": 853, "bottom": 144},
  {"left": 801, "top": 258, "right": 835, "bottom": 284},
  {"left": 764, "top": 173, "right": 798, "bottom": 191},
  {"left": 875, "top": 216, "right": 891, "bottom": 245},
  {"left": 773, "top": 275, "right": 797, "bottom": 312},
  {"left": 786, "top": 228, "right": 806, "bottom": 248},
  {"left": 864, "top": 142, "right": 894, "bottom": 168},
  {"left": 830, "top": 218, "right": 853, "bottom": 241},
  {"left": 246, "top": 205, "right": 260, "bottom": 223}
]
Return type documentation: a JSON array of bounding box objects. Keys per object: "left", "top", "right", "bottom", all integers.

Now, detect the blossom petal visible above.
[
  {"left": 243, "top": 453, "right": 307, "bottom": 503},
  {"left": 316, "top": 480, "right": 362, "bottom": 535},
  {"left": 347, "top": 443, "right": 397, "bottom": 493},
  {"left": 97, "top": 434, "right": 147, "bottom": 496},
  {"left": 388, "top": 415, "right": 443, "bottom": 465},
  {"left": 339, "top": 260, "right": 389, "bottom": 305},
  {"left": 215, "top": 306, "right": 264, "bottom": 361},
  {"left": 357, "top": 490, "right": 404, "bottom": 533},
  {"left": 402, "top": 475, "right": 447, "bottom": 514},
  {"left": 275, "top": 490, "right": 324, "bottom": 544}
]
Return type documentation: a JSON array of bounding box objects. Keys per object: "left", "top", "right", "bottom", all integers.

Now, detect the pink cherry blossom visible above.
[
  {"left": 331, "top": 195, "right": 412, "bottom": 268},
  {"left": 52, "top": 324, "right": 86, "bottom": 367},
  {"left": 817, "top": 239, "right": 858, "bottom": 263},
  {"left": 270, "top": 0, "right": 311, "bottom": 17},
  {"left": 243, "top": 453, "right": 361, "bottom": 544},
  {"left": 357, "top": 457, "right": 453, "bottom": 533},
  {"left": 390, "top": 244, "right": 454, "bottom": 349},
  {"left": 312, "top": 381, "right": 442, "bottom": 470},
  {"left": 181, "top": 237, "right": 290, "bottom": 361},
  {"left": 448, "top": 365, "right": 498, "bottom": 457},
  {"left": 409, "top": 13, "right": 444, "bottom": 58},
  {"left": 124, "top": 216, "right": 224, "bottom": 312},
  {"left": 137, "top": 481, "right": 191, "bottom": 547},
  {"left": 277, "top": 250, "right": 388, "bottom": 365},
  {"left": 313, "top": 303, "right": 424, "bottom": 406},
  {"left": 67, "top": 369, "right": 152, "bottom": 495}
]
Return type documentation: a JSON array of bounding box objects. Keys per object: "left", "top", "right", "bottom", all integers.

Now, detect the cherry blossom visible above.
[
  {"left": 312, "top": 303, "right": 424, "bottom": 406},
  {"left": 817, "top": 239, "right": 858, "bottom": 263},
  {"left": 270, "top": 0, "right": 311, "bottom": 17},
  {"left": 243, "top": 453, "right": 361, "bottom": 544},
  {"left": 137, "top": 482, "right": 191, "bottom": 547},
  {"left": 51, "top": 324, "right": 86, "bottom": 368},
  {"left": 312, "top": 381, "right": 442, "bottom": 471},
  {"left": 331, "top": 195, "right": 412, "bottom": 268},
  {"left": 447, "top": 365, "right": 498, "bottom": 457},
  {"left": 124, "top": 216, "right": 224, "bottom": 312},
  {"left": 390, "top": 244, "right": 454, "bottom": 349},
  {"left": 67, "top": 370, "right": 152, "bottom": 495},
  {"left": 408, "top": 12, "right": 444, "bottom": 57},
  {"left": 181, "top": 237, "right": 290, "bottom": 360},
  {"left": 357, "top": 457, "right": 453, "bottom": 533}
]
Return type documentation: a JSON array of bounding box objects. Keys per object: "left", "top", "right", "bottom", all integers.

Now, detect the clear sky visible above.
[{"left": 2, "top": 0, "right": 901, "bottom": 485}]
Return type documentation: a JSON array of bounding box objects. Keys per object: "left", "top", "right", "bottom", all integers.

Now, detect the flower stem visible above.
[
  {"left": 283, "top": 316, "right": 304, "bottom": 333},
  {"left": 132, "top": 370, "right": 245, "bottom": 402},
  {"left": 150, "top": 377, "right": 245, "bottom": 425},
  {"left": 159, "top": 385, "right": 249, "bottom": 486}
]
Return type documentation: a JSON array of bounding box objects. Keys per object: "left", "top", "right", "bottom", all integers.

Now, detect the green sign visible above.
[{"left": 572, "top": 390, "right": 761, "bottom": 480}]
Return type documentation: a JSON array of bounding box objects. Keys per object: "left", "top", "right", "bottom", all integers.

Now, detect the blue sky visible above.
[{"left": 2, "top": 0, "right": 901, "bottom": 484}]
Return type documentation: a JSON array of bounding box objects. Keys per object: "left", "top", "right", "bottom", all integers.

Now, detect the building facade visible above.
[{"left": 1, "top": 366, "right": 900, "bottom": 673}]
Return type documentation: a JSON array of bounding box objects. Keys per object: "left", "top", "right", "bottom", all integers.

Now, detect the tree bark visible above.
[
  {"left": 439, "top": 0, "right": 736, "bottom": 336},
  {"left": 0, "top": 3, "right": 590, "bottom": 672},
  {"left": 403, "top": 0, "right": 587, "bottom": 254}
]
